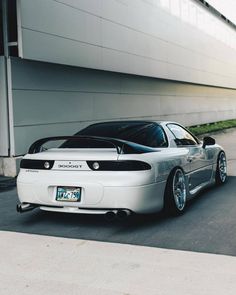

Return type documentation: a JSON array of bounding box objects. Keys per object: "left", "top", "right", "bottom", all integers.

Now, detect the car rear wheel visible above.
[
  {"left": 164, "top": 168, "right": 187, "bottom": 216},
  {"left": 215, "top": 151, "right": 227, "bottom": 185}
]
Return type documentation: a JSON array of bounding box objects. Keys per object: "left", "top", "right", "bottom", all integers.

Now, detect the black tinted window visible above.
[
  {"left": 63, "top": 122, "right": 168, "bottom": 148},
  {"left": 167, "top": 124, "right": 198, "bottom": 146},
  {"left": 127, "top": 125, "right": 168, "bottom": 147}
]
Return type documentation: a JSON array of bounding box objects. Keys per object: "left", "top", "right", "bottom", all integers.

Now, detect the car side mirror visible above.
[{"left": 203, "top": 136, "right": 215, "bottom": 148}]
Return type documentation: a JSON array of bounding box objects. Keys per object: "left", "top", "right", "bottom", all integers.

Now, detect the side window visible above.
[
  {"left": 167, "top": 124, "right": 198, "bottom": 146},
  {"left": 131, "top": 125, "right": 168, "bottom": 148},
  {"left": 152, "top": 125, "right": 168, "bottom": 147}
]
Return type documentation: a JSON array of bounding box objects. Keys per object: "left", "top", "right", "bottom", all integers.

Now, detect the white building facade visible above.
[{"left": 0, "top": 0, "right": 236, "bottom": 176}]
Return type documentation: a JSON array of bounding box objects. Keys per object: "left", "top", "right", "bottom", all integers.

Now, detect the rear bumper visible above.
[{"left": 17, "top": 171, "right": 166, "bottom": 214}]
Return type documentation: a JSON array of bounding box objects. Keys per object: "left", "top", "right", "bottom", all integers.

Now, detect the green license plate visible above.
[{"left": 56, "top": 186, "right": 81, "bottom": 202}]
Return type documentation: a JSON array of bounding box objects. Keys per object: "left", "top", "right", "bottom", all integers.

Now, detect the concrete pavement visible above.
[{"left": 1, "top": 230, "right": 236, "bottom": 295}]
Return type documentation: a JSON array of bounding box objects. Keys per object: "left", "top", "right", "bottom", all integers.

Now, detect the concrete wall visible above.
[
  {"left": 17, "top": 0, "right": 236, "bottom": 89},
  {"left": 11, "top": 57, "right": 236, "bottom": 156},
  {"left": 0, "top": 56, "right": 9, "bottom": 156}
]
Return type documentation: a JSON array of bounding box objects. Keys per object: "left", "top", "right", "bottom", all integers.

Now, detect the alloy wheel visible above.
[{"left": 172, "top": 169, "right": 187, "bottom": 211}]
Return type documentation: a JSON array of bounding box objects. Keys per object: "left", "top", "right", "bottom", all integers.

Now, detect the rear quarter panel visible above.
[{"left": 118, "top": 147, "right": 191, "bottom": 183}]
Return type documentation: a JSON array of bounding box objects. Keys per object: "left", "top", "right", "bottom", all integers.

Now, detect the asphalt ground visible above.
[{"left": 1, "top": 128, "right": 236, "bottom": 256}]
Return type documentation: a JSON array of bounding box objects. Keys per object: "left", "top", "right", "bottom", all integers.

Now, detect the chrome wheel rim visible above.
[
  {"left": 219, "top": 152, "right": 227, "bottom": 182},
  {"left": 173, "top": 169, "right": 186, "bottom": 211}
]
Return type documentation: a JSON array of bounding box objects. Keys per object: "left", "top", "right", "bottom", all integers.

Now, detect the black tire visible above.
[
  {"left": 215, "top": 151, "right": 227, "bottom": 185},
  {"left": 164, "top": 168, "right": 187, "bottom": 216}
]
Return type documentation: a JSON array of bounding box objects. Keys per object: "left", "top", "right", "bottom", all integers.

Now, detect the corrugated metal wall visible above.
[{"left": 17, "top": 0, "right": 236, "bottom": 89}]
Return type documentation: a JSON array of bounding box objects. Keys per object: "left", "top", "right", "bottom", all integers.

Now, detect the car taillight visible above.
[
  {"left": 87, "top": 160, "right": 151, "bottom": 171},
  {"left": 20, "top": 159, "right": 54, "bottom": 170}
]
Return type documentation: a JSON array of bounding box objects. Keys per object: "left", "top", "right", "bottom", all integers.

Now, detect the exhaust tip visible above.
[
  {"left": 16, "top": 203, "right": 38, "bottom": 213},
  {"left": 16, "top": 204, "right": 21, "bottom": 213},
  {"left": 105, "top": 211, "right": 117, "bottom": 221},
  {"left": 117, "top": 210, "right": 131, "bottom": 220}
]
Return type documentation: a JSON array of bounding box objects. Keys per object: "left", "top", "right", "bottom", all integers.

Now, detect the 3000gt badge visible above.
[{"left": 53, "top": 161, "right": 90, "bottom": 171}]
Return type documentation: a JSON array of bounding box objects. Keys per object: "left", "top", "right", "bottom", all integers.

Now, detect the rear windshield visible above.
[{"left": 64, "top": 122, "right": 168, "bottom": 148}]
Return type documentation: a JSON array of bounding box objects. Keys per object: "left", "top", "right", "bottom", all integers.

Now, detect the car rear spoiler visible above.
[{"left": 28, "top": 136, "right": 156, "bottom": 155}]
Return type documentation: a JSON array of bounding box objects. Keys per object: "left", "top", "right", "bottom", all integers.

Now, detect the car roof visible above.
[{"left": 85, "top": 120, "right": 177, "bottom": 127}]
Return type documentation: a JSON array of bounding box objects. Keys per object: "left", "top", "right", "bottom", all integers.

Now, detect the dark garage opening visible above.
[
  {"left": 7, "top": 0, "right": 18, "bottom": 56},
  {"left": 0, "top": 0, "right": 18, "bottom": 56},
  {"left": 0, "top": 0, "right": 4, "bottom": 55}
]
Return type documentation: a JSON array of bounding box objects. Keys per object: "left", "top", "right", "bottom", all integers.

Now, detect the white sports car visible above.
[{"left": 17, "top": 121, "right": 227, "bottom": 218}]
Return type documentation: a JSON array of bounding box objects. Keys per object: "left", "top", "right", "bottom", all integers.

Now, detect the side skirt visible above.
[{"left": 188, "top": 179, "right": 215, "bottom": 199}]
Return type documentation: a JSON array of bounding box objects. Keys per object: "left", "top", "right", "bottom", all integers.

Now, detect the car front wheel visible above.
[{"left": 215, "top": 151, "right": 227, "bottom": 185}]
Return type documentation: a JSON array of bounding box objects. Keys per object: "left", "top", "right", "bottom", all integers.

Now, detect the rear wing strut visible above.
[{"left": 28, "top": 136, "right": 155, "bottom": 155}]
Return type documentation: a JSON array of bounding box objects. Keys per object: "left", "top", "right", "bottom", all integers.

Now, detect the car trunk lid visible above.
[{"left": 24, "top": 148, "right": 119, "bottom": 161}]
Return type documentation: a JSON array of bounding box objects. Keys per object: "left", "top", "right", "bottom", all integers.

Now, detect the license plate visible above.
[{"left": 56, "top": 186, "right": 81, "bottom": 202}]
